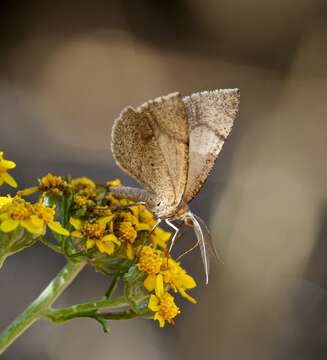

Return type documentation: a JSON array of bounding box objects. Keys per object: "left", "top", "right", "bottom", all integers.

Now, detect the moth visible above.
[{"left": 110, "top": 89, "right": 240, "bottom": 283}]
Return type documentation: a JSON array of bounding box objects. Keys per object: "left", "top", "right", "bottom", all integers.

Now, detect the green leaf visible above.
[
  {"left": 124, "top": 266, "right": 151, "bottom": 316},
  {"left": 0, "top": 227, "right": 40, "bottom": 267},
  {"left": 89, "top": 254, "right": 133, "bottom": 275}
]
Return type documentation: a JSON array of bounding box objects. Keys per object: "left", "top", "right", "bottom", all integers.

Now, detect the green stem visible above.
[
  {"left": 0, "top": 260, "right": 86, "bottom": 355},
  {"left": 101, "top": 310, "right": 139, "bottom": 320},
  {"left": 39, "top": 237, "right": 64, "bottom": 254},
  {"left": 45, "top": 296, "right": 128, "bottom": 322},
  {"left": 104, "top": 273, "right": 120, "bottom": 299},
  {"left": 0, "top": 254, "right": 8, "bottom": 269}
]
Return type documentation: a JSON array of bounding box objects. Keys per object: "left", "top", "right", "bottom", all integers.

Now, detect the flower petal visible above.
[
  {"left": 154, "top": 313, "right": 165, "bottom": 328},
  {"left": 30, "top": 215, "right": 44, "bottom": 228},
  {"left": 86, "top": 239, "right": 95, "bottom": 250},
  {"left": 155, "top": 274, "right": 164, "bottom": 298},
  {"left": 0, "top": 159, "right": 16, "bottom": 169},
  {"left": 181, "top": 274, "right": 197, "bottom": 290},
  {"left": 18, "top": 187, "right": 38, "bottom": 197},
  {"left": 144, "top": 274, "right": 157, "bottom": 292},
  {"left": 21, "top": 219, "right": 43, "bottom": 235},
  {"left": 96, "top": 239, "right": 115, "bottom": 255},
  {"left": 2, "top": 172, "right": 17, "bottom": 188},
  {"left": 102, "top": 233, "right": 120, "bottom": 245},
  {"left": 179, "top": 289, "right": 197, "bottom": 304},
  {"left": 130, "top": 205, "right": 139, "bottom": 218},
  {"left": 48, "top": 221, "right": 69, "bottom": 236},
  {"left": 126, "top": 243, "right": 135, "bottom": 260},
  {"left": 148, "top": 294, "right": 160, "bottom": 312},
  {"left": 136, "top": 223, "right": 151, "bottom": 231},
  {"left": 0, "top": 219, "right": 19, "bottom": 232},
  {"left": 69, "top": 217, "right": 82, "bottom": 229},
  {"left": 97, "top": 215, "right": 115, "bottom": 228},
  {"left": 71, "top": 230, "right": 82, "bottom": 238},
  {"left": 0, "top": 196, "right": 12, "bottom": 209}
]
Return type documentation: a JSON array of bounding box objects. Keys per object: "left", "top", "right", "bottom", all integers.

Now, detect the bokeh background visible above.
[{"left": 1, "top": 1, "right": 327, "bottom": 359}]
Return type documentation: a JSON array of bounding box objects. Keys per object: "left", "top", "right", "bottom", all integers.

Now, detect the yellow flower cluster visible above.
[
  {"left": 0, "top": 196, "right": 69, "bottom": 236},
  {"left": 18, "top": 173, "right": 70, "bottom": 197},
  {"left": 0, "top": 152, "right": 17, "bottom": 188},
  {"left": 70, "top": 216, "right": 120, "bottom": 255},
  {"left": 0, "top": 155, "right": 198, "bottom": 329},
  {"left": 38, "top": 173, "right": 69, "bottom": 196},
  {"left": 71, "top": 177, "right": 97, "bottom": 208},
  {"left": 137, "top": 245, "right": 197, "bottom": 327},
  {"left": 69, "top": 202, "right": 171, "bottom": 261}
]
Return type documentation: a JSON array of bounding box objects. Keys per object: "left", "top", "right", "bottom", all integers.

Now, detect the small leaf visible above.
[
  {"left": 89, "top": 253, "right": 133, "bottom": 275},
  {"left": 124, "top": 266, "right": 151, "bottom": 315}
]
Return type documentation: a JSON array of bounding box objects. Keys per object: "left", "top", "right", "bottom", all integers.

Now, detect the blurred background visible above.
[{"left": 0, "top": 1, "right": 327, "bottom": 359}]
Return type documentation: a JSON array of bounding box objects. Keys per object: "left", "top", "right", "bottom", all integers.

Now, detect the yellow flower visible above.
[
  {"left": 0, "top": 196, "right": 12, "bottom": 209},
  {"left": 128, "top": 205, "right": 171, "bottom": 248},
  {"left": 0, "top": 198, "right": 70, "bottom": 236},
  {"left": 106, "top": 179, "right": 122, "bottom": 188},
  {"left": 161, "top": 259, "right": 197, "bottom": 304},
  {"left": 106, "top": 194, "right": 122, "bottom": 207},
  {"left": 33, "top": 203, "right": 70, "bottom": 236},
  {"left": 0, "top": 152, "right": 17, "bottom": 188},
  {"left": 116, "top": 221, "right": 137, "bottom": 259},
  {"left": 137, "top": 245, "right": 196, "bottom": 303},
  {"left": 151, "top": 227, "right": 171, "bottom": 249},
  {"left": 92, "top": 206, "right": 113, "bottom": 218},
  {"left": 17, "top": 187, "right": 38, "bottom": 197},
  {"left": 38, "top": 173, "right": 68, "bottom": 196},
  {"left": 74, "top": 187, "right": 97, "bottom": 206},
  {"left": 137, "top": 205, "right": 156, "bottom": 228},
  {"left": 120, "top": 212, "right": 139, "bottom": 226},
  {"left": 70, "top": 216, "right": 120, "bottom": 255},
  {"left": 74, "top": 194, "right": 88, "bottom": 207},
  {"left": 71, "top": 177, "right": 96, "bottom": 189},
  {"left": 148, "top": 274, "right": 180, "bottom": 327},
  {"left": 137, "top": 245, "right": 164, "bottom": 290},
  {"left": 0, "top": 197, "right": 42, "bottom": 234}
]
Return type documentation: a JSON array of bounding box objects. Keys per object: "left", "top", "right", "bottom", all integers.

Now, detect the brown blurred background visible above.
[{"left": 0, "top": 1, "right": 327, "bottom": 359}]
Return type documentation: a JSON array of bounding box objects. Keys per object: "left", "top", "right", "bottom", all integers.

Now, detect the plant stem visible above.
[
  {"left": 39, "top": 237, "right": 64, "bottom": 254},
  {"left": 0, "top": 260, "right": 85, "bottom": 355},
  {"left": 104, "top": 273, "right": 120, "bottom": 299},
  {"left": 45, "top": 296, "right": 129, "bottom": 322},
  {"left": 0, "top": 254, "right": 8, "bottom": 269}
]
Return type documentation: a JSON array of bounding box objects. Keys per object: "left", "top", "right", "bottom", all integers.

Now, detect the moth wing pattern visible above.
[
  {"left": 111, "top": 92, "right": 189, "bottom": 215},
  {"left": 182, "top": 89, "right": 240, "bottom": 204}
]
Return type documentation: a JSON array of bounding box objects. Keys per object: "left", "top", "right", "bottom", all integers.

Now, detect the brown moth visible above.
[{"left": 110, "top": 89, "right": 240, "bottom": 283}]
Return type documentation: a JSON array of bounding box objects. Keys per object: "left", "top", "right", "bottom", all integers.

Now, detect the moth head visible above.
[{"left": 152, "top": 200, "right": 166, "bottom": 217}]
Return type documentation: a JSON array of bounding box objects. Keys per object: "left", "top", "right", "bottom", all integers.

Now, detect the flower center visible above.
[
  {"left": 137, "top": 246, "right": 163, "bottom": 275},
  {"left": 9, "top": 199, "right": 33, "bottom": 220},
  {"left": 82, "top": 223, "right": 104, "bottom": 240},
  {"left": 158, "top": 293, "right": 180, "bottom": 323},
  {"left": 38, "top": 173, "right": 67, "bottom": 195},
  {"left": 117, "top": 222, "right": 137, "bottom": 244},
  {"left": 33, "top": 203, "right": 55, "bottom": 223}
]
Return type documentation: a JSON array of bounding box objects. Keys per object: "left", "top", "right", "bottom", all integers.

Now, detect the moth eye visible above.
[{"left": 156, "top": 201, "right": 161, "bottom": 207}]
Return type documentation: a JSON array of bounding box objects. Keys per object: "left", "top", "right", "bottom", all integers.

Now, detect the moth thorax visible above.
[{"left": 170, "top": 202, "right": 189, "bottom": 221}]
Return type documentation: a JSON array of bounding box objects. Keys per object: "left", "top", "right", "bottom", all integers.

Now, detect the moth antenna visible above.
[
  {"left": 189, "top": 213, "right": 210, "bottom": 284},
  {"left": 176, "top": 236, "right": 200, "bottom": 261}
]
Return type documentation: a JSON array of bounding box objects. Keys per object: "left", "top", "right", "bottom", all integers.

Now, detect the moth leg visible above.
[
  {"left": 150, "top": 218, "right": 162, "bottom": 234},
  {"left": 165, "top": 219, "right": 180, "bottom": 254},
  {"left": 176, "top": 236, "right": 200, "bottom": 261}
]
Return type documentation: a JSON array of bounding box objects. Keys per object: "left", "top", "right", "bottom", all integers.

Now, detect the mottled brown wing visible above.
[
  {"left": 111, "top": 92, "right": 189, "bottom": 216},
  {"left": 182, "top": 89, "right": 240, "bottom": 204}
]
